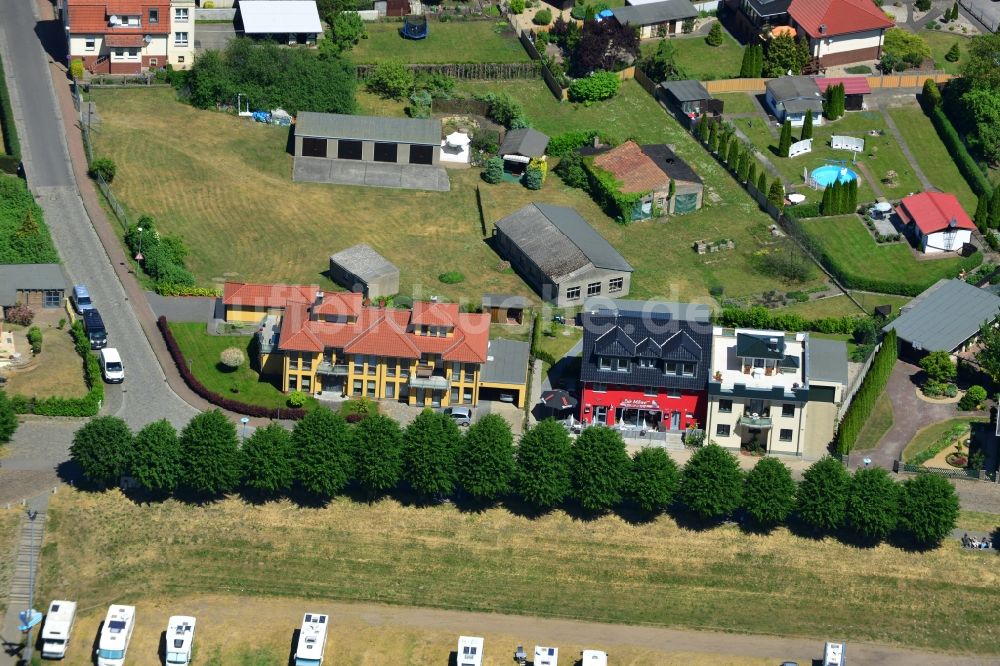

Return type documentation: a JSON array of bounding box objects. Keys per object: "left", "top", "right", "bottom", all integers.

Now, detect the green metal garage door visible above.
[{"left": 673, "top": 193, "right": 698, "bottom": 214}]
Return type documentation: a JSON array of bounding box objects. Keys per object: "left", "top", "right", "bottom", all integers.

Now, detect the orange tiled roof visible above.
[
  {"left": 788, "top": 0, "right": 892, "bottom": 39},
  {"left": 67, "top": 0, "right": 171, "bottom": 34},
  {"left": 105, "top": 34, "right": 145, "bottom": 47},
  {"left": 591, "top": 140, "right": 670, "bottom": 194},
  {"left": 231, "top": 279, "right": 490, "bottom": 363}
]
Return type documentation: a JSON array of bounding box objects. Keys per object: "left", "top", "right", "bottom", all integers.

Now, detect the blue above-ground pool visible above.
[{"left": 811, "top": 164, "right": 858, "bottom": 188}]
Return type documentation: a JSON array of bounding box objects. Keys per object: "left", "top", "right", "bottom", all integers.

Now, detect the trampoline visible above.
[{"left": 401, "top": 14, "right": 427, "bottom": 39}]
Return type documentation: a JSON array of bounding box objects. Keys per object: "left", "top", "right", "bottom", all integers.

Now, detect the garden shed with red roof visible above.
[{"left": 896, "top": 192, "right": 976, "bottom": 255}]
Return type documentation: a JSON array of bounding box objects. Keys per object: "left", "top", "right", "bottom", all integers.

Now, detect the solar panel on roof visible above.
[{"left": 109, "top": 620, "right": 126, "bottom": 632}]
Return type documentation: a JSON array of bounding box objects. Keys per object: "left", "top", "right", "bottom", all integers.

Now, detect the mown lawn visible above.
[
  {"left": 0, "top": 508, "right": 20, "bottom": 616},
  {"left": 167, "top": 322, "right": 318, "bottom": 410},
  {"left": 742, "top": 109, "right": 924, "bottom": 203},
  {"left": 352, "top": 21, "right": 529, "bottom": 64},
  {"left": 852, "top": 392, "right": 894, "bottom": 451},
  {"left": 37, "top": 488, "right": 1000, "bottom": 654},
  {"left": 921, "top": 29, "right": 972, "bottom": 74},
  {"left": 93, "top": 86, "right": 827, "bottom": 305},
  {"left": 640, "top": 29, "right": 745, "bottom": 81},
  {"left": 902, "top": 417, "right": 984, "bottom": 463},
  {"left": 887, "top": 105, "right": 977, "bottom": 211},
  {"left": 715, "top": 92, "right": 759, "bottom": 115},
  {"left": 797, "top": 214, "right": 975, "bottom": 295}
]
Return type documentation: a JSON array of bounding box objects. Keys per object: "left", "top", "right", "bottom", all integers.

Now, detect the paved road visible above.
[{"left": 0, "top": 0, "right": 197, "bottom": 430}]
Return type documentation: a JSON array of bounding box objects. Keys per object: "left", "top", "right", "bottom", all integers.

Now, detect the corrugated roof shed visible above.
[
  {"left": 611, "top": 0, "right": 697, "bottom": 25},
  {"left": 883, "top": 279, "right": 1000, "bottom": 352},
  {"left": 659, "top": 80, "right": 710, "bottom": 102},
  {"left": 494, "top": 203, "right": 633, "bottom": 282},
  {"left": 499, "top": 128, "right": 550, "bottom": 158},
  {"left": 296, "top": 112, "right": 442, "bottom": 145}
]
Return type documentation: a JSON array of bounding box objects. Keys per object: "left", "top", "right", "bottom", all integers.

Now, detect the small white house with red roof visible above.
[
  {"left": 787, "top": 0, "right": 893, "bottom": 67},
  {"left": 896, "top": 192, "right": 976, "bottom": 254}
]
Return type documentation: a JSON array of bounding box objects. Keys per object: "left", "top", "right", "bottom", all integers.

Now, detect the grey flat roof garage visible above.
[
  {"left": 0, "top": 263, "right": 67, "bottom": 306},
  {"left": 482, "top": 293, "right": 533, "bottom": 309},
  {"left": 239, "top": 0, "right": 323, "bottom": 34},
  {"left": 659, "top": 79, "right": 710, "bottom": 102},
  {"left": 329, "top": 243, "right": 398, "bottom": 282},
  {"left": 612, "top": 0, "right": 697, "bottom": 25},
  {"left": 807, "top": 337, "right": 848, "bottom": 386},
  {"left": 495, "top": 203, "right": 632, "bottom": 282},
  {"left": 883, "top": 278, "right": 1000, "bottom": 352},
  {"left": 481, "top": 338, "right": 530, "bottom": 386},
  {"left": 296, "top": 112, "right": 442, "bottom": 145}
]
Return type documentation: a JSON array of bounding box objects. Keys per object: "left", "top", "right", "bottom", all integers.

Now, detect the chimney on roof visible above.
[
  {"left": 430, "top": 295, "right": 438, "bottom": 303},
  {"left": 314, "top": 290, "right": 324, "bottom": 305},
  {"left": 819, "top": 23, "right": 826, "bottom": 34},
  {"left": 310, "top": 291, "right": 323, "bottom": 322},
  {"left": 949, "top": 217, "right": 957, "bottom": 228},
  {"left": 768, "top": 337, "right": 779, "bottom": 352}
]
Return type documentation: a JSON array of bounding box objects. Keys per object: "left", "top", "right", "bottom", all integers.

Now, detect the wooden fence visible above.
[
  {"left": 634, "top": 67, "right": 657, "bottom": 96},
  {"left": 703, "top": 71, "right": 954, "bottom": 95},
  {"left": 355, "top": 62, "right": 540, "bottom": 80}
]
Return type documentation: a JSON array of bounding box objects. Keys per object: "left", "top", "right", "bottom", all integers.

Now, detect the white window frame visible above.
[
  {"left": 716, "top": 424, "right": 731, "bottom": 437},
  {"left": 609, "top": 277, "right": 624, "bottom": 293},
  {"left": 565, "top": 286, "right": 581, "bottom": 301},
  {"left": 587, "top": 281, "right": 602, "bottom": 297},
  {"left": 85, "top": 36, "right": 96, "bottom": 51},
  {"left": 174, "top": 31, "right": 189, "bottom": 46},
  {"left": 148, "top": 8, "right": 159, "bottom": 23},
  {"left": 174, "top": 7, "right": 189, "bottom": 21}
]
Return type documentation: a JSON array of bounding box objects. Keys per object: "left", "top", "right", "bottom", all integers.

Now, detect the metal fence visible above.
[
  {"left": 75, "top": 80, "right": 129, "bottom": 231},
  {"left": 958, "top": 0, "right": 998, "bottom": 32},
  {"left": 355, "top": 61, "right": 540, "bottom": 80}
]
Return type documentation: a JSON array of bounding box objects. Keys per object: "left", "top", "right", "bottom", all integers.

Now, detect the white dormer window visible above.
[
  {"left": 639, "top": 358, "right": 655, "bottom": 368},
  {"left": 599, "top": 357, "right": 611, "bottom": 370}
]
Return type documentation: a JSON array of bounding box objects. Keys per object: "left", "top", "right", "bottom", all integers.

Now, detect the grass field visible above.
[
  {"left": 92, "top": 86, "right": 827, "bottom": 305},
  {"left": 640, "top": 30, "right": 745, "bottom": 81},
  {"left": 921, "top": 29, "right": 972, "bottom": 74},
  {"left": 352, "top": 21, "right": 529, "bottom": 64},
  {"left": 167, "top": 322, "right": 319, "bottom": 410},
  {"left": 773, "top": 292, "right": 911, "bottom": 319},
  {"left": 887, "top": 105, "right": 977, "bottom": 211},
  {"left": 957, "top": 510, "right": 1000, "bottom": 533},
  {"left": 853, "top": 392, "right": 894, "bottom": 451},
  {"left": 902, "top": 417, "right": 984, "bottom": 463},
  {"left": 36, "top": 488, "right": 1000, "bottom": 654},
  {"left": 0, "top": 508, "right": 19, "bottom": 616},
  {"left": 714, "top": 92, "right": 759, "bottom": 116},
  {"left": 3, "top": 324, "right": 88, "bottom": 400},
  {"left": 797, "top": 215, "right": 974, "bottom": 294},
  {"left": 742, "top": 109, "right": 924, "bottom": 202}
]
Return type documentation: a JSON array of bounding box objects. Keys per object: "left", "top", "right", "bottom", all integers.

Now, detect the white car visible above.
[{"left": 100, "top": 348, "right": 124, "bottom": 384}]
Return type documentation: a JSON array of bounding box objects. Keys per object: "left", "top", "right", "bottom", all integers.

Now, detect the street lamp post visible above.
[
  {"left": 240, "top": 417, "right": 249, "bottom": 442},
  {"left": 863, "top": 457, "right": 872, "bottom": 469},
  {"left": 135, "top": 225, "right": 144, "bottom": 262}
]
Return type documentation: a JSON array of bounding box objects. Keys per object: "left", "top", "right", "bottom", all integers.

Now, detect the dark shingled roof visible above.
[
  {"left": 659, "top": 80, "right": 710, "bottom": 103},
  {"left": 766, "top": 76, "right": 822, "bottom": 114},
  {"left": 0, "top": 264, "right": 68, "bottom": 306},
  {"left": 499, "top": 128, "right": 550, "bottom": 158},
  {"left": 580, "top": 306, "right": 712, "bottom": 390},
  {"left": 494, "top": 203, "right": 633, "bottom": 281},
  {"left": 611, "top": 0, "right": 697, "bottom": 26},
  {"left": 743, "top": 0, "right": 792, "bottom": 17},
  {"left": 296, "top": 112, "right": 441, "bottom": 145},
  {"left": 640, "top": 144, "right": 703, "bottom": 185},
  {"left": 736, "top": 332, "right": 787, "bottom": 360}
]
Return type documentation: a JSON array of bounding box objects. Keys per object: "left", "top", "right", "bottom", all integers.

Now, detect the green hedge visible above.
[
  {"left": 12, "top": 321, "right": 103, "bottom": 417},
  {"left": 583, "top": 158, "right": 647, "bottom": 222},
  {"left": 547, "top": 130, "right": 598, "bottom": 157},
  {"left": 530, "top": 312, "right": 557, "bottom": 366},
  {"left": 927, "top": 104, "right": 993, "bottom": 198},
  {"left": 717, "top": 305, "right": 861, "bottom": 335},
  {"left": 836, "top": 329, "right": 897, "bottom": 455},
  {"left": 0, "top": 53, "right": 21, "bottom": 162}
]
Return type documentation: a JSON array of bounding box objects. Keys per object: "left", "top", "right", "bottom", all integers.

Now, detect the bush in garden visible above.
[
  {"left": 483, "top": 156, "right": 504, "bottom": 184},
  {"left": 510, "top": 0, "right": 525, "bottom": 13},
  {"left": 89, "top": 157, "right": 117, "bottom": 183},
  {"left": 438, "top": 271, "right": 465, "bottom": 284},
  {"left": 523, "top": 166, "right": 544, "bottom": 190},
  {"left": 958, "top": 384, "right": 986, "bottom": 410},
  {"left": 568, "top": 71, "right": 621, "bottom": 103},
  {"left": 219, "top": 347, "right": 245, "bottom": 370},
  {"left": 4, "top": 304, "right": 34, "bottom": 326},
  {"left": 26, "top": 326, "right": 42, "bottom": 354},
  {"left": 533, "top": 8, "right": 552, "bottom": 24},
  {"left": 705, "top": 21, "right": 723, "bottom": 46},
  {"left": 287, "top": 390, "right": 307, "bottom": 408}
]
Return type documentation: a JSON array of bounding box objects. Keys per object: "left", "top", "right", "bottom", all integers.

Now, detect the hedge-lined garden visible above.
[
  {"left": 69, "top": 410, "right": 961, "bottom": 547},
  {"left": 922, "top": 79, "right": 993, "bottom": 199},
  {"left": 9, "top": 321, "right": 103, "bottom": 417},
  {"left": 0, "top": 176, "right": 59, "bottom": 265},
  {"left": 0, "top": 53, "right": 21, "bottom": 174},
  {"left": 836, "top": 329, "right": 898, "bottom": 454}
]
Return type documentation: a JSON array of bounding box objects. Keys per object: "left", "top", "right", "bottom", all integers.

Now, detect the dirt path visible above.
[{"left": 49, "top": 595, "right": 996, "bottom": 666}]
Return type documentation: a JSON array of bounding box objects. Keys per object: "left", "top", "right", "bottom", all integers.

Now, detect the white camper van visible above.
[
  {"left": 96, "top": 605, "right": 135, "bottom": 666},
  {"left": 294, "top": 613, "right": 328, "bottom": 666},
  {"left": 457, "top": 636, "right": 484, "bottom": 666},
  {"left": 824, "top": 641, "right": 846, "bottom": 666},
  {"left": 534, "top": 646, "right": 559, "bottom": 666},
  {"left": 41, "top": 600, "right": 77, "bottom": 659},
  {"left": 165, "top": 616, "right": 197, "bottom": 666},
  {"left": 581, "top": 649, "right": 608, "bottom": 665}
]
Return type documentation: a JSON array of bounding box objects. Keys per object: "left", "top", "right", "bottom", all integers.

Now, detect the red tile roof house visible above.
[
  {"left": 65, "top": 0, "right": 196, "bottom": 74},
  {"left": 896, "top": 192, "right": 976, "bottom": 255},
  {"left": 815, "top": 76, "right": 871, "bottom": 111},
  {"left": 221, "top": 282, "right": 529, "bottom": 407},
  {"left": 588, "top": 140, "right": 704, "bottom": 219},
  {"left": 787, "top": 0, "right": 893, "bottom": 67}
]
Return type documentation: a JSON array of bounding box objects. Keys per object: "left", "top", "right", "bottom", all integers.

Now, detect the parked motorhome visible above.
[
  {"left": 534, "top": 646, "right": 559, "bottom": 666},
  {"left": 294, "top": 613, "right": 328, "bottom": 666},
  {"left": 96, "top": 605, "right": 135, "bottom": 666},
  {"left": 582, "top": 650, "right": 608, "bottom": 665},
  {"left": 824, "top": 642, "right": 846, "bottom": 666},
  {"left": 41, "top": 600, "right": 77, "bottom": 659},
  {"left": 165, "top": 616, "right": 197, "bottom": 666},
  {"left": 457, "top": 636, "right": 484, "bottom": 666}
]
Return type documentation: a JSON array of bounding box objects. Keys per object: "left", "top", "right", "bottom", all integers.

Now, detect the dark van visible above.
[{"left": 82, "top": 309, "right": 108, "bottom": 349}]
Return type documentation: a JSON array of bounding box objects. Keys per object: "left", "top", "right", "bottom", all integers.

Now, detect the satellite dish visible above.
[
  {"left": 109, "top": 14, "right": 120, "bottom": 24},
  {"left": 143, "top": 34, "right": 152, "bottom": 44}
]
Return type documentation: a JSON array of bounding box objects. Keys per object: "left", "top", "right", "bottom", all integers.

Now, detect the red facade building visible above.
[{"left": 578, "top": 301, "right": 712, "bottom": 432}]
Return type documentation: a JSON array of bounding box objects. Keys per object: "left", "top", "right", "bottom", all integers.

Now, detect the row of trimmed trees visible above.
[
  {"left": 70, "top": 409, "right": 959, "bottom": 547},
  {"left": 695, "top": 116, "right": 785, "bottom": 210}
]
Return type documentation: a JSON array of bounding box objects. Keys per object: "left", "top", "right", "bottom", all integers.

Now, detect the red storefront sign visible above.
[{"left": 580, "top": 384, "right": 705, "bottom": 429}]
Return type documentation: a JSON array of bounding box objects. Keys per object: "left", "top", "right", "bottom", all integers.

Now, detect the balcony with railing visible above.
[
  {"left": 409, "top": 365, "right": 450, "bottom": 390},
  {"left": 738, "top": 412, "right": 772, "bottom": 428},
  {"left": 316, "top": 361, "right": 349, "bottom": 376}
]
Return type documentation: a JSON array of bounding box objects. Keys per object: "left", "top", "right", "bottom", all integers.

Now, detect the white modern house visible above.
[
  {"left": 896, "top": 192, "right": 976, "bottom": 254},
  {"left": 705, "top": 328, "right": 847, "bottom": 459}
]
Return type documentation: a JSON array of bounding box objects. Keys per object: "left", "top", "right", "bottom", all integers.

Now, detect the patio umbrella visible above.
[
  {"left": 539, "top": 389, "right": 578, "bottom": 411},
  {"left": 445, "top": 131, "right": 471, "bottom": 148}
]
